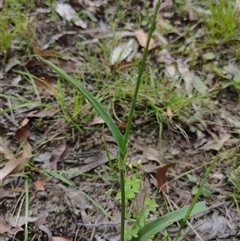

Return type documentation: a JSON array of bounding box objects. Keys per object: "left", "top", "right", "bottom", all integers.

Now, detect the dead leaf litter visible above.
[{"left": 1, "top": 0, "right": 240, "bottom": 240}]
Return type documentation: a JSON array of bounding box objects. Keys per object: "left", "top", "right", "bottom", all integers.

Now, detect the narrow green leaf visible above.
[
  {"left": 40, "top": 58, "right": 124, "bottom": 149},
  {"left": 130, "top": 202, "right": 207, "bottom": 241}
]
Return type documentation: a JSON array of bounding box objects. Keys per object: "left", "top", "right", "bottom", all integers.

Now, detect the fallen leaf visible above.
[
  {"left": 34, "top": 213, "right": 48, "bottom": 227},
  {"left": 50, "top": 141, "right": 67, "bottom": 170},
  {"left": 184, "top": 0, "right": 197, "bottom": 21},
  {"left": 0, "top": 140, "right": 32, "bottom": 185},
  {"left": 14, "top": 125, "right": 29, "bottom": 142},
  {"left": 200, "top": 134, "right": 231, "bottom": 151},
  {"left": 8, "top": 225, "right": 24, "bottom": 236},
  {"left": 52, "top": 237, "right": 71, "bottom": 241},
  {"left": 33, "top": 74, "right": 56, "bottom": 95},
  {"left": 109, "top": 39, "right": 136, "bottom": 65},
  {"left": 88, "top": 116, "right": 105, "bottom": 126},
  {"left": 177, "top": 60, "right": 193, "bottom": 97},
  {"left": 34, "top": 178, "right": 46, "bottom": 191},
  {"left": 26, "top": 108, "right": 59, "bottom": 118},
  {"left": 159, "top": 0, "right": 173, "bottom": 10},
  {"left": 0, "top": 147, "right": 19, "bottom": 186},
  {"left": 46, "top": 57, "right": 77, "bottom": 73},
  {"left": 117, "top": 121, "right": 126, "bottom": 129},
  {"left": 0, "top": 187, "right": 23, "bottom": 199},
  {"left": 65, "top": 147, "right": 118, "bottom": 179},
  {"left": 60, "top": 185, "right": 92, "bottom": 217},
  {"left": 0, "top": 217, "right": 11, "bottom": 233},
  {"left": 14, "top": 140, "right": 32, "bottom": 174},
  {"left": 12, "top": 75, "right": 22, "bottom": 85},
  {"left": 41, "top": 31, "right": 77, "bottom": 50},
  {"left": 177, "top": 60, "right": 207, "bottom": 96},
  {"left": 165, "top": 64, "right": 177, "bottom": 78},
  {"left": 33, "top": 46, "right": 61, "bottom": 58},
  {"left": 55, "top": 3, "right": 87, "bottom": 29},
  {"left": 103, "top": 233, "right": 121, "bottom": 241},
  {"left": 134, "top": 144, "right": 160, "bottom": 163},
  {"left": 190, "top": 215, "right": 229, "bottom": 240},
  {"left": 6, "top": 216, "right": 38, "bottom": 227},
  {"left": 155, "top": 163, "right": 174, "bottom": 193},
  {"left": 5, "top": 58, "right": 20, "bottom": 73},
  {"left": 135, "top": 29, "right": 155, "bottom": 50},
  {"left": 20, "top": 117, "right": 30, "bottom": 127}
]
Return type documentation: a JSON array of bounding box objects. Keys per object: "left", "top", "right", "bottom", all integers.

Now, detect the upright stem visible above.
[
  {"left": 119, "top": 160, "right": 126, "bottom": 241},
  {"left": 121, "top": 0, "right": 162, "bottom": 153},
  {"left": 119, "top": 2, "right": 162, "bottom": 241}
]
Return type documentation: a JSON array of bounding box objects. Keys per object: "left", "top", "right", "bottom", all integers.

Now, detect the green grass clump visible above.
[{"left": 0, "top": 0, "right": 36, "bottom": 60}]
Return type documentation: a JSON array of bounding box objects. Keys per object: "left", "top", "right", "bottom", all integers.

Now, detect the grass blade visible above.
[
  {"left": 40, "top": 57, "right": 124, "bottom": 149},
  {"left": 130, "top": 201, "right": 207, "bottom": 241}
]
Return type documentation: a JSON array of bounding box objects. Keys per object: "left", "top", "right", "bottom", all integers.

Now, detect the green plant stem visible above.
[
  {"left": 120, "top": 165, "right": 126, "bottom": 240},
  {"left": 175, "top": 157, "right": 217, "bottom": 240},
  {"left": 119, "top": 1, "right": 162, "bottom": 241},
  {"left": 121, "top": 1, "right": 161, "bottom": 156}
]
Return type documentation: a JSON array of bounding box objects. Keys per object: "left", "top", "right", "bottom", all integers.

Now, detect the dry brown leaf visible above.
[
  {"left": 0, "top": 188, "right": 17, "bottom": 198},
  {"left": 0, "top": 146, "right": 19, "bottom": 186},
  {"left": 14, "top": 125, "right": 29, "bottom": 142},
  {"left": 65, "top": 147, "right": 118, "bottom": 179},
  {"left": 33, "top": 74, "right": 56, "bottom": 95},
  {"left": 25, "top": 108, "right": 59, "bottom": 118},
  {"left": 33, "top": 214, "right": 47, "bottom": 227},
  {"left": 184, "top": 0, "right": 197, "bottom": 21},
  {"left": 6, "top": 216, "right": 38, "bottom": 227},
  {"left": 200, "top": 134, "right": 231, "bottom": 151},
  {"left": 0, "top": 217, "right": 11, "bottom": 233},
  {"left": 0, "top": 140, "right": 32, "bottom": 185},
  {"left": 30, "top": 108, "right": 59, "bottom": 117},
  {"left": 20, "top": 117, "right": 30, "bottom": 127},
  {"left": 109, "top": 39, "right": 135, "bottom": 65},
  {"left": 134, "top": 144, "right": 161, "bottom": 163},
  {"left": 88, "top": 116, "right": 105, "bottom": 126},
  {"left": 159, "top": 0, "right": 173, "bottom": 10},
  {"left": 177, "top": 60, "right": 193, "bottom": 97},
  {"left": 50, "top": 141, "right": 67, "bottom": 170},
  {"left": 26, "top": 109, "right": 41, "bottom": 117},
  {"left": 155, "top": 163, "right": 174, "bottom": 193},
  {"left": 0, "top": 144, "right": 18, "bottom": 164},
  {"left": 55, "top": 3, "right": 87, "bottom": 28},
  {"left": 0, "top": 187, "right": 23, "bottom": 198},
  {"left": 14, "top": 140, "right": 32, "bottom": 174},
  {"left": 8, "top": 225, "right": 24, "bottom": 236},
  {"left": 34, "top": 177, "right": 46, "bottom": 191},
  {"left": 33, "top": 46, "right": 61, "bottom": 58},
  {"left": 47, "top": 57, "right": 77, "bottom": 73},
  {"left": 135, "top": 29, "right": 155, "bottom": 50},
  {"left": 52, "top": 237, "right": 71, "bottom": 241}
]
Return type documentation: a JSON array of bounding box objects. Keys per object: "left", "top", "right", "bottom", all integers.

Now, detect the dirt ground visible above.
[{"left": 1, "top": 0, "right": 240, "bottom": 241}]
